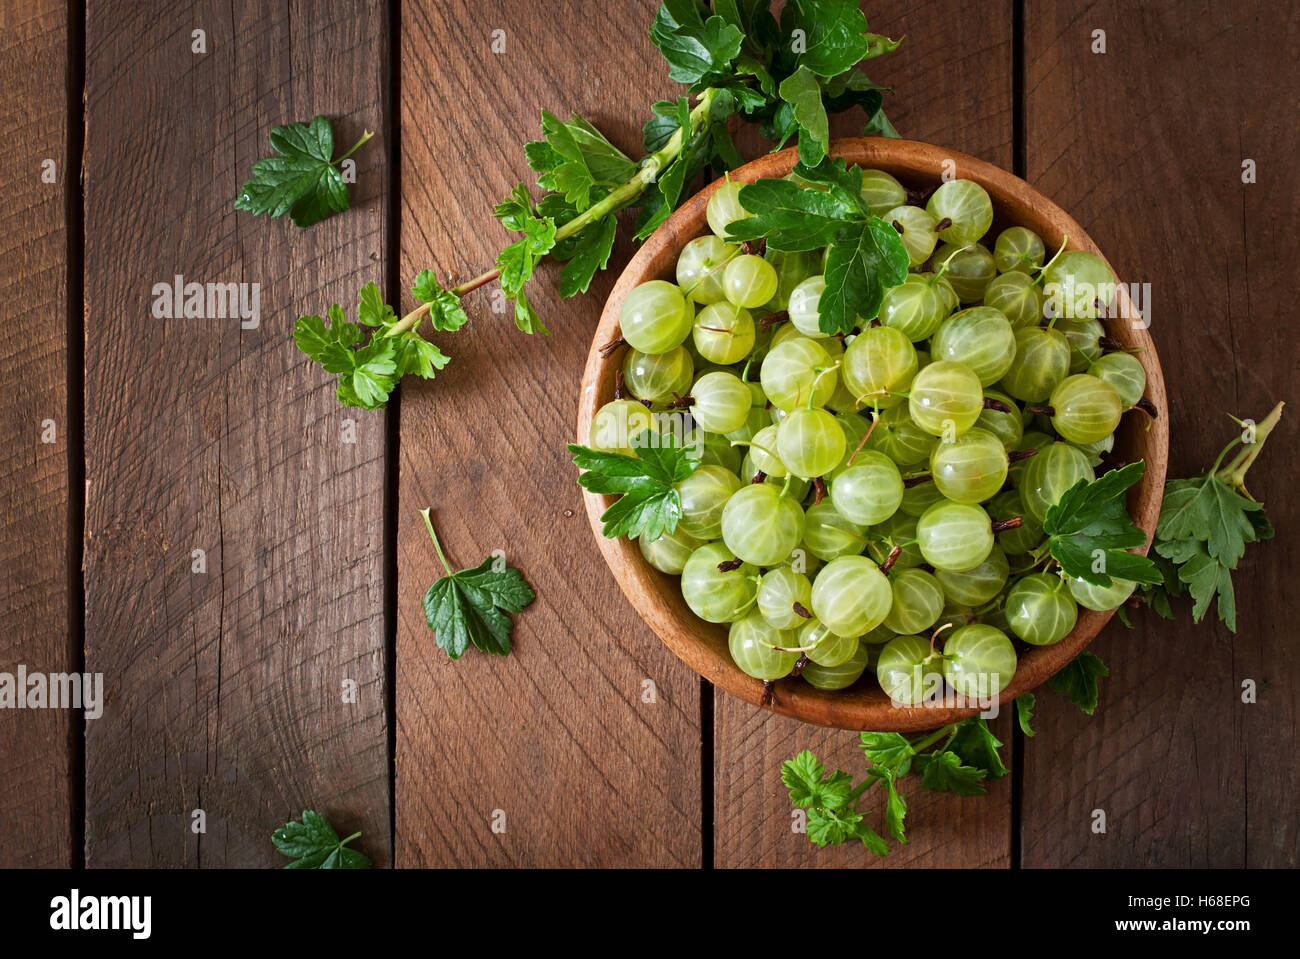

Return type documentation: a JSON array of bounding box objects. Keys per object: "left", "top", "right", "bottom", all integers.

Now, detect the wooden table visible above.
[{"left": 2, "top": 0, "right": 1295, "bottom": 869}]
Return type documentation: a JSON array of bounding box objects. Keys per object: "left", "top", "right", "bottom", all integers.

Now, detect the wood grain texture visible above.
[
  {"left": 395, "top": 0, "right": 702, "bottom": 866},
  {"left": 82, "top": 0, "right": 390, "bottom": 866},
  {"left": 1020, "top": 0, "right": 1299, "bottom": 867},
  {"left": 714, "top": 0, "right": 1019, "bottom": 868},
  {"left": 0, "top": 0, "right": 71, "bottom": 868}
]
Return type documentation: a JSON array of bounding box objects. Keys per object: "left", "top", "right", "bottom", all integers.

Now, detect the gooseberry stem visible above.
[
  {"left": 1215, "top": 401, "right": 1285, "bottom": 496},
  {"left": 419, "top": 508, "right": 454, "bottom": 577}
]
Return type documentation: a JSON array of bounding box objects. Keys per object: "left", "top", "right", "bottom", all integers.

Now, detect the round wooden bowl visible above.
[{"left": 577, "top": 138, "right": 1168, "bottom": 731}]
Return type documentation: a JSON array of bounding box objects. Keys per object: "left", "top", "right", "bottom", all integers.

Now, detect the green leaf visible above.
[
  {"left": 394, "top": 333, "right": 450, "bottom": 380},
  {"left": 293, "top": 306, "right": 361, "bottom": 374},
  {"left": 295, "top": 305, "right": 405, "bottom": 410},
  {"left": 947, "top": 717, "right": 1009, "bottom": 779},
  {"left": 1043, "top": 462, "right": 1162, "bottom": 587},
  {"left": 557, "top": 215, "right": 618, "bottom": 298},
  {"left": 731, "top": 54, "right": 778, "bottom": 101},
  {"left": 853, "top": 821, "right": 891, "bottom": 856},
  {"left": 272, "top": 810, "right": 370, "bottom": 869},
  {"left": 806, "top": 805, "right": 864, "bottom": 847},
  {"left": 726, "top": 177, "right": 859, "bottom": 251},
  {"left": 422, "top": 543, "right": 537, "bottom": 659},
  {"left": 643, "top": 100, "right": 683, "bottom": 153},
  {"left": 791, "top": 156, "right": 867, "bottom": 215},
  {"left": 235, "top": 116, "right": 361, "bottom": 228},
  {"left": 650, "top": 3, "right": 745, "bottom": 89},
  {"left": 1156, "top": 473, "right": 1265, "bottom": 569},
  {"left": 410, "top": 270, "right": 470, "bottom": 332},
  {"left": 495, "top": 189, "right": 557, "bottom": 335},
  {"left": 569, "top": 433, "right": 702, "bottom": 540},
  {"left": 779, "top": 65, "right": 830, "bottom": 166},
  {"left": 337, "top": 337, "right": 398, "bottom": 409},
  {"left": 880, "top": 769, "right": 907, "bottom": 843},
  {"left": 918, "top": 750, "right": 987, "bottom": 796},
  {"left": 633, "top": 183, "right": 673, "bottom": 242},
  {"left": 819, "top": 217, "right": 910, "bottom": 333},
  {"left": 1016, "top": 694, "right": 1036, "bottom": 737},
  {"left": 781, "top": 750, "right": 853, "bottom": 809},
  {"left": 1047, "top": 650, "right": 1109, "bottom": 715},
  {"left": 1176, "top": 546, "right": 1238, "bottom": 631},
  {"left": 864, "top": 107, "right": 900, "bottom": 138},
  {"left": 859, "top": 731, "right": 915, "bottom": 777},
  {"left": 781, "top": 0, "right": 871, "bottom": 77},
  {"left": 357, "top": 281, "right": 395, "bottom": 327},
  {"left": 522, "top": 111, "right": 635, "bottom": 211},
  {"left": 493, "top": 183, "right": 536, "bottom": 230}
]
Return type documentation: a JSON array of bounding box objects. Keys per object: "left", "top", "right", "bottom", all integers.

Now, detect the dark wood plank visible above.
[
  {"left": 1021, "top": 0, "right": 1298, "bottom": 867},
  {"left": 394, "top": 0, "right": 703, "bottom": 867},
  {"left": 83, "top": 0, "right": 390, "bottom": 866},
  {"left": 714, "top": 0, "right": 1018, "bottom": 868},
  {"left": 0, "top": 0, "right": 71, "bottom": 868}
]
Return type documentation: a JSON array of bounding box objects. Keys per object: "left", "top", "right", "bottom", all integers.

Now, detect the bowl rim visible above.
[{"left": 577, "top": 136, "right": 1169, "bottom": 732}]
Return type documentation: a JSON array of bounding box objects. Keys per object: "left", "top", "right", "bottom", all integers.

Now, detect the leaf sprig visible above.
[
  {"left": 268, "top": 2, "right": 902, "bottom": 409},
  {"left": 235, "top": 116, "right": 373, "bottom": 228},
  {"left": 420, "top": 509, "right": 537, "bottom": 659},
  {"left": 1041, "top": 460, "right": 1162, "bottom": 588},
  {"left": 726, "top": 157, "right": 911, "bottom": 333},
  {"left": 568, "top": 431, "right": 702, "bottom": 541},
  {"left": 785, "top": 716, "right": 1016, "bottom": 854},
  {"left": 272, "top": 810, "right": 371, "bottom": 869},
  {"left": 1142, "top": 401, "right": 1282, "bottom": 631}
]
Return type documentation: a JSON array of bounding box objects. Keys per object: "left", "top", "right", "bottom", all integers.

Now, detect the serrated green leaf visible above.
[
  {"left": 918, "top": 750, "right": 987, "bottom": 796},
  {"left": 357, "top": 281, "right": 394, "bottom": 327},
  {"left": 1177, "top": 547, "right": 1238, "bottom": 631},
  {"left": 947, "top": 717, "right": 1009, "bottom": 779},
  {"left": 779, "top": 65, "right": 829, "bottom": 166},
  {"left": 1047, "top": 650, "right": 1109, "bottom": 715},
  {"left": 410, "top": 270, "right": 470, "bottom": 332},
  {"left": 557, "top": 215, "right": 618, "bottom": 298},
  {"left": 569, "top": 433, "right": 701, "bottom": 540},
  {"left": 819, "top": 217, "right": 910, "bottom": 333},
  {"left": 272, "top": 810, "right": 370, "bottom": 869},
  {"left": 859, "top": 731, "right": 914, "bottom": 777},
  {"left": 234, "top": 115, "right": 358, "bottom": 228},
  {"left": 781, "top": 0, "right": 871, "bottom": 77},
  {"left": 651, "top": 4, "right": 744, "bottom": 89},
  {"left": 791, "top": 156, "right": 866, "bottom": 210},
  {"left": 881, "top": 770, "right": 907, "bottom": 843},
  {"left": 726, "top": 177, "right": 859, "bottom": 251},
  {"left": 1156, "top": 473, "right": 1265, "bottom": 569},
  {"left": 511, "top": 288, "right": 550, "bottom": 336},
  {"left": 423, "top": 556, "right": 536, "bottom": 659},
  {"left": 1044, "top": 462, "right": 1162, "bottom": 587},
  {"left": 394, "top": 334, "right": 450, "bottom": 380},
  {"left": 1016, "top": 694, "right": 1036, "bottom": 737}
]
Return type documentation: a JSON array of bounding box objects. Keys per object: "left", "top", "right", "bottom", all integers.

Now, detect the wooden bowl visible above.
[{"left": 577, "top": 138, "right": 1168, "bottom": 731}]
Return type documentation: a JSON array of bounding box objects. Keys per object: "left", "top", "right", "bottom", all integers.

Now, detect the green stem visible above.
[
  {"left": 1034, "top": 234, "right": 1069, "bottom": 288},
  {"left": 848, "top": 777, "right": 877, "bottom": 802},
  {"left": 420, "top": 507, "right": 454, "bottom": 576},
  {"left": 335, "top": 130, "right": 375, "bottom": 164},
  {"left": 338, "top": 831, "right": 363, "bottom": 847},
  {"left": 910, "top": 724, "right": 954, "bottom": 752},
  {"left": 385, "top": 88, "right": 719, "bottom": 339},
  {"left": 1215, "top": 401, "right": 1284, "bottom": 494}
]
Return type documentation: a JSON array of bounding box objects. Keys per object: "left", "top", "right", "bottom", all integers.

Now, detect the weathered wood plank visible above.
[
  {"left": 1020, "top": 0, "right": 1298, "bottom": 867},
  {"left": 0, "top": 0, "right": 72, "bottom": 869},
  {"left": 394, "top": 0, "right": 704, "bottom": 867},
  {"left": 83, "top": 0, "right": 390, "bottom": 866},
  {"left": 714, "top": 0, "right": 1018, "bottom": 868}
]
